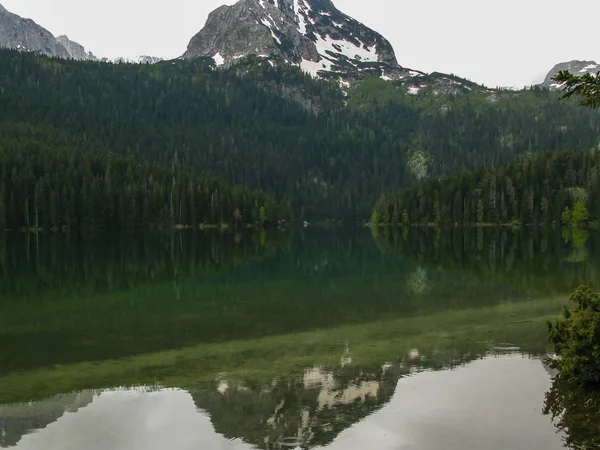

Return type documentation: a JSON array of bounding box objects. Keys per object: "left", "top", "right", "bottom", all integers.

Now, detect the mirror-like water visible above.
[{"left": 1, "top": 228, "right": 597, "bottom": 449}]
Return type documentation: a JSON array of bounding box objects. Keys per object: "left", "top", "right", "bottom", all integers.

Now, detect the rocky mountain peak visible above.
[
  {"left": 0, "top": 4, "right": 161, "bottom": 66},
  {"left": 0, "top": 5, "right": 70, "bottom": 58},
  {"left": 539, "top": 60, "right": 600, "bottom": 90},
  {"left": 56, "top": 35, "right": 97, "bottom": 61},
  {"left": 182, "top": 0, "right": 415, "bottom": 81}
]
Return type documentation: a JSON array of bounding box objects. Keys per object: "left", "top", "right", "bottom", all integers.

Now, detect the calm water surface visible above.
[{"left": 1, "top": 228, "right": 598, "bottom": 449}]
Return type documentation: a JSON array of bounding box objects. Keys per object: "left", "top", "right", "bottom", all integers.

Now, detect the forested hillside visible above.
[
  {"left": 0, "top": 130, "right": 291, "bottom": 230},
  {"left": 0, "top": 50, "right": 599, "bottom": 222},
  {"left": 371, "top": 149, "right": 600, "bottom": 226}
]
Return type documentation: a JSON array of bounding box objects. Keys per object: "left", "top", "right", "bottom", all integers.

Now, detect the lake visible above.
[{"left": 1, "top": 227, "right": 597, "bottom": 449}]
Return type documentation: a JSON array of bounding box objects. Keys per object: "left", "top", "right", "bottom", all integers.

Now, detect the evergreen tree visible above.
[{"left": 554, "top": 70, "right": 600, "bottom": 109}]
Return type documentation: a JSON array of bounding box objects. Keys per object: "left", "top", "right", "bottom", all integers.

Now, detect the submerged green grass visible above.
[{"left": 0, "top": 296, "right": 565, "bottom": 404}]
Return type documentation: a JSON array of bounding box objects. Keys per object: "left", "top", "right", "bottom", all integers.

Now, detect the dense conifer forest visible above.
[
  {"left": 0, "top": 49, "right": 599, "bottom": 226},
  {"left": 371, "top": 149, "right": 600, "bottom": 226},
  {"left": 0, "top": 132, "right": 291, "bottom": 230}
]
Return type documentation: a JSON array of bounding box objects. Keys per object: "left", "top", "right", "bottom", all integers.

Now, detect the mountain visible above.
[
  {"left": 0, "top": 4, "right": 161, "bottom": 65},
  {"left": 540, "top": 60, "right": 599, "bottom": 90},
  {"left": 0, "top": 3, "right": 69, "bottom": 58},
  {"left": 110, "top": 55, "right": 163, "bottom": 64},
  {"left": 0, "top": 391, "right": 96, "bottom": 447},
  {"left": 56, "top": 35, "right": 97, "bottom": 61},
  {"left": 182, "top": 0, "right": 420, "bottom": 81}
]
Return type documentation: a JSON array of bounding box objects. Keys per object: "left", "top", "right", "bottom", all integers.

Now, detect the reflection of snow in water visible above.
[
  {"left": 217, "top": 381, "right": 229, "bottom": 394},
  {"left": 407, "top": 266, "right": 428, "bottom": 294},
  {"left": 340, "top": 340, "right": 352, "bottom": 367},
  {"left": 302, "top": 367, "right": 380, "bottom": 411}
]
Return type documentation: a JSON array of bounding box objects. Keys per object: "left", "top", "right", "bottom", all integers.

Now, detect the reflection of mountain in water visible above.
[
  {"left": 0, "top": 391, "right": 96, "bottom": 447},
  {"left": 190, "top": 345, "right": 530, "bottom": 450},
  {"left": 0, "top": 344, "right": 546, "bottom": 449},
  {"left": 191, "top": 365, "right": 398, "bottom": 449}
]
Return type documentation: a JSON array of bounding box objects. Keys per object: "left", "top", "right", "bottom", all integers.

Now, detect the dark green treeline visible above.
[
  {"left": 372, "top": 149, "right": 600, "bottom": 226},
  {"left": 1, "top": 50, "right": 599, "bottom": 221},
  {"left": 0, "top": 136, "right": 291, "bottom": 231}
]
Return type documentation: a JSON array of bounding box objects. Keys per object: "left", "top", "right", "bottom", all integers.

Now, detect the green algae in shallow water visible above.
[{"left": 0, "top": 297, "right": 566, "bottom": 404}]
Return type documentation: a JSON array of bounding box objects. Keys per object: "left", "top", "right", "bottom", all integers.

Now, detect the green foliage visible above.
[
  {"left": 374, "top": 149, "right": 600, "bottom": 226},
  {"left": 548, "top": 286, "right": 600, "bottom": 386},
  {"left": 554, "top": 69, "right": 600, "bottom": 109}
]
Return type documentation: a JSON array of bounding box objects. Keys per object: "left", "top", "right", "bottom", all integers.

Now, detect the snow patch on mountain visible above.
[
  {"left": 213, "top": 52, "right": 225, "bottom": 66},
  {"left": 314, "top": 34, "right": 377, "bottom": 62},
  {"left": 293, "top": 0, "right": 308, "bottom": 34},
  {"left": 580, "top": 63, "right": 599, "bottom": 73}
]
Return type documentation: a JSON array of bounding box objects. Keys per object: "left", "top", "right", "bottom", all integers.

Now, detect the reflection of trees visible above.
[
  {"left": 407, "top": 266, "right": 428, "bottom": 295},
  {"left": 374, "top": 227, "right": 600, "bottom": 293},
  {"left": 0, "top": 231, "right": 293, "bottom": 374},
  {"left": 561, "top": 227, "right": 589, "bottom": 262},
  {"left": 0, "top": 230, "right": 292, "bottom": 301},
  {"left": 544, "top": 372, "right": 600, "bottom": 449}
]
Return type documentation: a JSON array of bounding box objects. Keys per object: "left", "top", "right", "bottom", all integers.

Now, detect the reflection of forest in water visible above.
[
  {"left": 373, "top": 227, "right": 600, "bottom": 292},
  {"left": 1, "top": 228, "right": 598, "bottom": 448},
  {"left": 0, "top": 227, "right": 595, "bottom": 377}
]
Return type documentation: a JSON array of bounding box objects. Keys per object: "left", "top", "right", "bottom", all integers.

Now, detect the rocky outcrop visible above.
[
  {"left": 0, "top": 3, "right": 70, "bottom": 58},
  {"left": 182, "top": 0, "right": 416, "bottom": 81},
  {"left": 539, "top": 60, "right": 600, "bottom": 90},
  {"left": 56, "top": 35, "right": 97, "bottom": 61}
]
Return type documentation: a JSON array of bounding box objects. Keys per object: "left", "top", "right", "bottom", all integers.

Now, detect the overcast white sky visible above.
[{"left": 2, "top": 0, "right": 599, "bottom": 87}]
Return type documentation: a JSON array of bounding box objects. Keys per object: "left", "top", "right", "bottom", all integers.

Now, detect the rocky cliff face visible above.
[
  {"left": 56, "top": 35, "right": 97, "bottom": 61},
  {"left": 0, "top": 3, "right": 70, "bottom": 58},
  {"left": 540, "top": 60, "right": 599, "bottom": 90},
  {"left": 182, "top": 0, "right": 419, "bottom": 81},
  {"left": 0, "top": 4, "right": 161, "bottom": 65}
]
